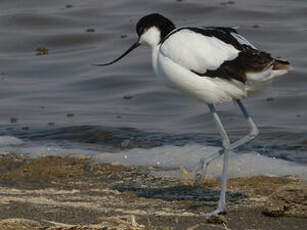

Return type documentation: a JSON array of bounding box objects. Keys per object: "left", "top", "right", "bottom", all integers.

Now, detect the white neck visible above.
[
  {"left": 152, "top": 45, "right": 161, "bottom": 78},
  {"left": 139, "top": 27, "right": 161, "bottom": 48}
]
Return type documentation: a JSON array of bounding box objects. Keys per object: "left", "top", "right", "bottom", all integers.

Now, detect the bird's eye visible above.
[{"left": 141, "top": 27, "right": 147, "bottom": 34}]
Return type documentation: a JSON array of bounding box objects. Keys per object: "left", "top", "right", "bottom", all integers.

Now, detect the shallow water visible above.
[{"left": 0, "top": 0, "right": 306, "bottom": 178}]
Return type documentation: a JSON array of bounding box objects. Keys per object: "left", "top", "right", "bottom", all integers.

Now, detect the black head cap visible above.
[{"left": 136, "top": 13, "right": 176, "bottom": 40}]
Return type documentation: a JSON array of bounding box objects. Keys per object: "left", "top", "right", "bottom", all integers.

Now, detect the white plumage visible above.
[
  {"left": 150, "top": 28, "right": 289, "bottom": 104},
  {"left": 230, "top": 32, "right": 257, "bottom": 49},
  {"left": 155, "top": 46, "right": 246, "bottom": 103},
  {"left": 160, "top": 29, "right": 239, "bottom": 73}
]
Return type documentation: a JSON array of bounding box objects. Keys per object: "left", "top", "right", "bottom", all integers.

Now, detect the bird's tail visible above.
[
  {"left": 271, "top": 59, "right": 291, "bottom": 77},
  {"left": 246, "top": 58, "right": 291, "bottom": 94},
  {"left": 273, "top": 59, "right": 291, "bottom": 71}
]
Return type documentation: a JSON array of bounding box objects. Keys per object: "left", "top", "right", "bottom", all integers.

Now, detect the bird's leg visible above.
[
  {"left": 232, "top": 100, "right": 259, "bottom": 148},
  {"left": 201, "top": 104, "right": 230, "bottom": 216},
  {"left": 192, "top": 148, "right": 224, "bottom": 183},
  {"left": 192, "top": 100, "right": 259, "bottom": 183}
]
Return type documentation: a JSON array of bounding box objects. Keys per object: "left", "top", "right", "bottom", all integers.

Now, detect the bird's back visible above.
[
  {"left": 155, "top": 26, "right": 290, "bottom": 103},
  {"left": 159, "top": 26, "right": 290, "bottom": 87}
]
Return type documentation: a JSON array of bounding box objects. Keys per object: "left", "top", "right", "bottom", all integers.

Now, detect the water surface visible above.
[{"left": 0, "top": 0, "right": 306, "bottom": 177}]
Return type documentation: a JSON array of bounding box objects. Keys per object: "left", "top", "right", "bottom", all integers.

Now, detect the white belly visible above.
[{"left": 153, "top": 50, "right": 247, "bottom": 104}]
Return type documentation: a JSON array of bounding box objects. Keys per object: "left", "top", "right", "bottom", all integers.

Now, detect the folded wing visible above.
[{"left": 160, "top": 27, "right": 279, "bottom": 83}]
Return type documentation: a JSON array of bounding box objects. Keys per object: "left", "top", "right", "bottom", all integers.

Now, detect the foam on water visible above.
[
  {"left": 0, "top": 135, "right": 305, "bottom": 179},
  {"left": 0, "top": 136, "right": 24, "bottom": 146},
  {"left": 0, "top": 141, "right": 100, "bottom": 159},
  {"left": 97, "top": 144, "right": 307, "bottom": 179}
]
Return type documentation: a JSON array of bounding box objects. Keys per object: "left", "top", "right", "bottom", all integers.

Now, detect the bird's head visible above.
[
  {"left": 136, "top": 13, "right": 175, "bottom": 47},
  {"left": 94, "top": 13, "right": 175, "bottom": 66}
]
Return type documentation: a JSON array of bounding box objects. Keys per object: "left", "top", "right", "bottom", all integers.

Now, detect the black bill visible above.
[{"left": 94, "top": 40, "right": 140, "bottom": 66}]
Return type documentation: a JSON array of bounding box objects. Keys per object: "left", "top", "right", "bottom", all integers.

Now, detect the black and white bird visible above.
[{"left": 95, "top": 13, "right": 291, "bottom": 216}]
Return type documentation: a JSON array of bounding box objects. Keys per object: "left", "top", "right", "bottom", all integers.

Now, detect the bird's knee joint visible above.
[
  {"left": 250, "top": 128, "right": 259, "bottom": 137},
  {"left": 222, "top": 142, "right": 231, "bottom": 150}
]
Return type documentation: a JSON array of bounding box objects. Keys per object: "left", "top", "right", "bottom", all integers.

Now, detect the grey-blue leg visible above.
[
  {"left": 202, "top": 104, "right": 231, "bottom": 216},
  {"left": 193, "top": 100, "right": 259, "bottom": 182}
]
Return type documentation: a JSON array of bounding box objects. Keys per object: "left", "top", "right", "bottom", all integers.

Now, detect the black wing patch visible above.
[
  {"left": 193, "top": 49, "right": 274, "bottom": 83},
  {"left": 188, "top": 27, "right": 246, "bottom": 51}
]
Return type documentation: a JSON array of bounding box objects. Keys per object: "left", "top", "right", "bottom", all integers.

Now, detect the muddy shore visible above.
[{"left": 0, "top": 154, "right": 306, "bottom": 230}]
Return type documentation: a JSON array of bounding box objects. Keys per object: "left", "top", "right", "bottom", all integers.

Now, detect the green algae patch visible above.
[{"left": 35, "top": 47, "right": 49, "bottom": 55}]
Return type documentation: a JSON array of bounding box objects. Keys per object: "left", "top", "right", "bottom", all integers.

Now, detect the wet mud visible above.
[{"left": 0, "top": 154, "right": 306, "bottom": 230}]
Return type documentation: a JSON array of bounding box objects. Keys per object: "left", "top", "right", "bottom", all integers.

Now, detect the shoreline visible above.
[{"left": 0, "top": 154, "right": 306, "bottom": 229}]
